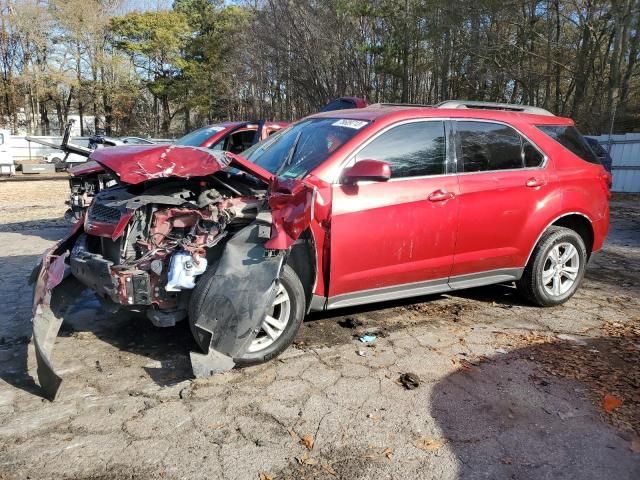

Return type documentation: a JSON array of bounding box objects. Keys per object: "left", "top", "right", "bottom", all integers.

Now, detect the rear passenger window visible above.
[
  {"left": 537, "top": 125, "right": 600, "bottom": 165},
  {"left": 457, "top": 122, "right": 523, "bottom": 172},
  {"left": 354, "top": 121, "right": 446, "bottom": 178},
  {"left": 524, "top": 140, "right": 544, "bottom": 167}
]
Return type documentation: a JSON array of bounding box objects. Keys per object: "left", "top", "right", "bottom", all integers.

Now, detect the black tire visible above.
[
  {"left": 188, "top": 264, "right": 305, "bottom": 367},
  {"left": 51, "top": 157, "right": 65, "bottom": 172},
  {"left": 516, "top": 226, "right": 587, "bottom": 307}
]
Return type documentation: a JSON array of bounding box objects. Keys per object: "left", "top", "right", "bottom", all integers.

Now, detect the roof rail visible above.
[
  {"left": 369, "top": 102, "right": 433, "bottom": 108},
  {"left": 436, "top": 100, "right": 555, "bottom": 116}
]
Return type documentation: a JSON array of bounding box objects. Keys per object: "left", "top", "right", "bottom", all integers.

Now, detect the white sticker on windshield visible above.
[{"left": 332, "top": 119, "right": 368, "bottom": 129}]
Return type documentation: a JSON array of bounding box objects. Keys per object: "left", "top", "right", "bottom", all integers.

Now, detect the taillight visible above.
[{"left": 600, "top": 170, "right": 612, "bottom": 198}]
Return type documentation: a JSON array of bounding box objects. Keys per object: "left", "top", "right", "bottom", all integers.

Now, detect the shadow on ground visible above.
[
  {"left": 430, "top": 332, "right": 640, "bottom": 480},
  {"left": 0, "top": 254, "right": 42, "bottom": 397},
  {"left": 0, "top": 219, "right": 70, "bottom": 241},
  {"left": 277, "top": 333, "right": 640, "bottom": 480}
]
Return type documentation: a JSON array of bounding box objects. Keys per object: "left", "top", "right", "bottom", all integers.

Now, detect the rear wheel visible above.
[{"left": 516, "top": 226, "right": 587, "bottom": 307}]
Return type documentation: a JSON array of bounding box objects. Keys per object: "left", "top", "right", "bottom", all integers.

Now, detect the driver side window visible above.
[
  {"left": 211, "top": 129, "right": 257, "bottom": 153},
  {"left": 354, "top": 121, "right": 447, "bottom": 178}
]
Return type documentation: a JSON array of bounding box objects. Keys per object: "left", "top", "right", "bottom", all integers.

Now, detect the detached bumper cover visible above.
[
  {"left": 30, "top": 221, "right": 85, "bottom": 400},
  {"left": 189, "top": 220, "right": 284, "bottom": 376}
]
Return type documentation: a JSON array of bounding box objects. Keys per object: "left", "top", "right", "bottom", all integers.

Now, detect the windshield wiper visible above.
[{"left": 275, "top": 130, "right": 303, "bottom": 176}]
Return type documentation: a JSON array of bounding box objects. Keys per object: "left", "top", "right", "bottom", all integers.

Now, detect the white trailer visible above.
[{"left": 0, "top": 129, "right": 16, "bottom": 176}]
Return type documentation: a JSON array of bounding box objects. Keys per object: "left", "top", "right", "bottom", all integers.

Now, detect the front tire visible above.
[
  {"left": 51, "top": 157, "right": 65, "bottom": 172},
  {"left": 188, "top": 264, "right": 305, "bottom": 367},
  {"left": 516, "top": 226, "right": 587, "bottom": 307}
]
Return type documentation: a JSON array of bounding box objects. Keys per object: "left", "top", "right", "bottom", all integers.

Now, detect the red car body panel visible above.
[
  {"left": 328, "top": 175, "right": 460, "bottom": 295},
  {"left": 89, "top": 146, "right": 274, "bottom": 185},
  {"left": 292, "top": 107, "right": 610, "bottom": 299}
]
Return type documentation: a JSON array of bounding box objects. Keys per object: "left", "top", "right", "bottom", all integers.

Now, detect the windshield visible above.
[
  {"left": 242, "top": 118, "right": 370, "bottom": 179},
  {"left": 175, "top": 125, "right": 226, "bottom": 146}
]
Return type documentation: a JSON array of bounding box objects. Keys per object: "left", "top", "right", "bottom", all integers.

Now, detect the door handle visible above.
[
  {"left": 428, "top": 189, "right": 455, "bottom": 202},
  {"left": 525, "top": 177, "right": 546, "bottom": 188}
]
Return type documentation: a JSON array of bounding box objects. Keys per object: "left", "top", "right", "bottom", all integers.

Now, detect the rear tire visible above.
[{"left": 516, "top": 226, "right": 587, "bottom": 307}]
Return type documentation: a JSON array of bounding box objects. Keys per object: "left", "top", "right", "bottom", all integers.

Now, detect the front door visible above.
[{"left": 328, "top": 120, "right": 459, "bottom": 303}]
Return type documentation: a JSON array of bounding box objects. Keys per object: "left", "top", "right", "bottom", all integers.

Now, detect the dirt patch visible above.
[{"left": 0, "top": 179, "right": 68, "bottom": 224}]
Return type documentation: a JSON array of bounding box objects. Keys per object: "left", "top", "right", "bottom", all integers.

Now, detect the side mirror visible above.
[{"left": 342, "top": 159, "right": 391, "bottom": 184}]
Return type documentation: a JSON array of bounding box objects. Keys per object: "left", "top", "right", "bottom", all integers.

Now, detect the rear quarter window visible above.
[{"left": 537, "top": 125, "right": 600, "bottom": 165}]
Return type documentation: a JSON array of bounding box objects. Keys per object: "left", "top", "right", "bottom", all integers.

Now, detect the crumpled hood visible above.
[{"left": 89, "top": 144, "right": 273, "bottom": 184}]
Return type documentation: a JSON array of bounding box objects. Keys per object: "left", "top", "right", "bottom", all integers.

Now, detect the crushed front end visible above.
[{"left": 30, "top": 147, "right": 315, "bottom": 400}]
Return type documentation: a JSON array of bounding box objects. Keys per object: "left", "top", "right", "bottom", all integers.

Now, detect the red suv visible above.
[{"left": 32, "top": 101, "right": 610, "bottom": 398}]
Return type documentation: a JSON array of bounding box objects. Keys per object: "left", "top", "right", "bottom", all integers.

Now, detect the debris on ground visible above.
[
  {"left": 358, "top": 334, "right": 377, "bottom": 343},
  {"left": 338, "top": 317, "right": 363, "bottom": 329},
  {"left": 398, "top": 372, "right": 420, "bottom": 390}
]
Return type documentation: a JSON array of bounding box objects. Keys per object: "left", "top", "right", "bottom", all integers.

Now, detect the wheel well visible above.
[
  {"left": 552, "top": 214, "right": 594, "bottom": 258},
  {"left": 286, "top": 229, "right": 316, "bottom": 310}
]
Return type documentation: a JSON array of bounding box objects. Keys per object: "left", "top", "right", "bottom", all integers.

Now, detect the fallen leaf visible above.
[
  {"left": 259, "top": 473, "right": 273, "bottom": 480},
  {"left": 300, "top": 435, "right": 314, "bottom": 450},
  {"left": 383, "top": 447, "right": 394, "bottom": 459},
  {"left": 321, "top": 463, "right": 337, "bottom": 476},
  {"left": 414, "top": 437, "right": 447, "bottom": 452},
  {"left": 288, "top": 429, "right": 299, "bottom": 440},
  {"left": 296, "top": 452, "right": 318, "bottom": 466},
  {"left": 603, "top": 394, "right": 623, "bottom": 412}
]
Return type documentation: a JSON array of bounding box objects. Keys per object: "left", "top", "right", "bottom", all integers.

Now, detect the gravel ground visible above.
[{"left": 0, "top": 180, "right": 638, "bottom": 480}]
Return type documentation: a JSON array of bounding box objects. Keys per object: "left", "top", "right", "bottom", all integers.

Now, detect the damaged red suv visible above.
[{"left": 32, "top": 101, "right": 610, "bottom": 399}]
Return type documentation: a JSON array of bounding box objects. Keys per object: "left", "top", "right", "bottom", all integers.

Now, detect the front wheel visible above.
[
  {"left": 51, "top": 157, "right": 65, "bottom": 171},
  {"left": 516, "top": 226, "right": 587, "bottom": 307},
  {"left": 189, "top": 264, "right": 305, "bottom": 366}
]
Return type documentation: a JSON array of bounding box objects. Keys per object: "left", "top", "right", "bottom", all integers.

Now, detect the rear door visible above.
[
  {"left": 329, "top": 120, "right": 459, "bottom": 299},
  {"left": 450, "top": 120, "right": 547, "bottom": 281}
]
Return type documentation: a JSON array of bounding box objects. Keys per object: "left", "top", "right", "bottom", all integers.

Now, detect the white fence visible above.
[{"left": 590, "top": 133, "right": 640, "bottom": 193}]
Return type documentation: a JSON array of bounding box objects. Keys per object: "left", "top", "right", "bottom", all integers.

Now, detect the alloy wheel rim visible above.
[
  {"left": 542, "top": 242, "right": 580, "bottom": 297},
  {"left": 247, "top": 283, "right": 291, "bottom": 353}
]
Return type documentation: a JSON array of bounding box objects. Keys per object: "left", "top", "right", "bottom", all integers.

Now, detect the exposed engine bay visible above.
[
  {"left": 72, "top": 172, "right": 264, "bottom": 324},
  {"left": 66, "top": 172, "right": 116, "bottom": 221}
]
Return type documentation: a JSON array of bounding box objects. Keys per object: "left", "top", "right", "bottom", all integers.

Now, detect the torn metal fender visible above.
[
  {"left": 265, "top": 177, "right": 316, "bottom": 250},
  {"left": 30, "top": 220, "right": 85, "bottom": 400},
  {"left": 190, "top": 220, "right": 284, "bottom": 376}
]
